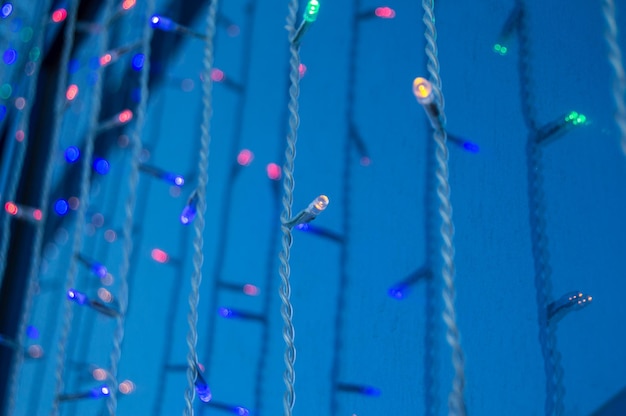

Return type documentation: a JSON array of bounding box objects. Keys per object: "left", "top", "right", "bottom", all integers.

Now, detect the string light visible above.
[
  {"left": 447, "top": 134, "right": 480, "bottom": 153},
  {"left": 547, "top": 291, "right": 593, "bottom": 323},
  {"left": 493, "top": 4, "right": 521, "bottom": 56},
  {"left": 292, "top": 0, "right": 321, "bottom": 47},
  {"left": 67, "top": 289, "right": 119, "bottom": 318},
  {"left": 3, "top": 201, "right": 43, "bottom": 223},
  {"left": 236, "top": 149, "right": 254, "bottom": 166},
  {"left": 336, "top": 382, "right": 381, "bottom": 397},
  {"left": 54, "top": 199, "right": 69, "bottom": 216},
  {"left": 218, "top": 307, "right": 266, "bottom": 323},
  {"left": 0, "top": 3, "right": 12, "bottom": 18},
  {"left": 266, "top": 163, "right": 281, "bottom": 180},
  {"left": 388, "top": 267, "right": 432, "bottom": 299},
  {"left": 151, "top": 248, "right": 169, "bottom": 264},
  {"left": 64, "top": 84, "right": 79, "bottom": 102},
  {"left": 75, "top": 254, "right": 108, "bottom": 278},
  {"left": 206, "top": 401, "right": 250, "bottom": 415},
  {"left": 536, "top": 111, "right": 587, "bottom": 144},
  {"left": 374, "top": 7, "right": 395, "bottom": 19},
  {"left": 138, "top": 163, "right": 185, "bottom": 187},
  {"left": 97, "top": 109, "right": 134, "bottom": 131},
  {"left": 57, "top": 385, "right": 110, "bottom": 401},
  {"left": 194, "top": 364, "right": 212, "bottom": 403},
  {"left": 3, "top": 48, "right": 17, "bottom": 65},
  {"left": 131, "top": 53, "right": 145, "bottom": 71},
  {"left": 283, "top": 195, "right": 330, "bottom": 229},
  {"left": 98, "top": 41, "right": 142, "bottom": 68},
  {"left": 64, "top": 146, "right": 80, "bottom": 163},
  {"left": 51, "top": 8, "right": 68, "bottom": 23},
  {"left": 150, "top": 14, "right": 207, "bottom": 40},
  {"left": 118, "top": 380, "right": 135, "bottom": 395},
  {"left": 217, "top": 281, "right": 260, "bottom": 297},
  {"left": 412, "top": 77, "right": 443, "bottom": 130},
  {"left": 180, "top": 190, "right": 199, "bottom": 225},
  {"left": 93, "top": 157, "right": 110, "bottom": 175}
]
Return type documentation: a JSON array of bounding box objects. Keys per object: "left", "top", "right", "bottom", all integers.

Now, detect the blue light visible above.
[
  {"left": 295, "top": 223, "right": 311, "bottom": 231},
  {"left": 26, "top": 325, "right": 39, "bottom": 339},
  {"left": 54, "top": 199, "right": 69, "bottom": 216},
  {"left": 3, "top": 48, "right": 17, "bottom": 65},
  {"left": 131, "top": 53, "right": 145, "bottom": 71},
  {"left": 163, "top": 172, "right": 184, "bottom": 187},
  {"left": 0, "top": 105, "right": 6, "bottom": 121},
  {"left": 1, "top": 3, "right": 12, "bottom": 18},
  {"left": 93, "top": 158, "right": 110, "bottom": 175},
  {"left": 67, "top": 289, "right": 88, "bottom": 305},
  {"left": 218, "top": 307, "right": 235, "bottom": 318},
  {"left": 362, "top": 386, "right": 381, "bottom": 397},
  {"left": 68, "top": 59, "right": 79, "bottom": 73},
  {"left": 233, "top": 407, "right": 249, "bottom": 416},
  {"left": 388, "top": 284, "right": 407, "bottom": 300},
  {"left": 462, "top": 141, "right": 480, "bottom": 153},
  {"left": 91, "top": 262, "right": 107, "bottom": 279},
  {"left": 195, "top": 370, "right": 212, "bottom": 403},
  {"left": 180, "top": 191, "right": 198, "bottom": 225},
  {"left": 150, "top": 15, "right": 175, "bottom": 31},
  {"left": 64, "top": 146, "right": 80, "bottom": 163},
  {"left": 131, "top": 87, "right": 141, "bottom": 103},
  {"left": 90, "top": 385, "right": 110, "bottom": 398}
]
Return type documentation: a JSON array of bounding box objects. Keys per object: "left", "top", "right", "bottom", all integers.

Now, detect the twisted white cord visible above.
[
  {"left": 421, "top": 1, "right": 467, "bottom": 415},
  {"left": 6, "top": 0, "right": 80, "bottom": 414},
  {"left": 183, "top": 0, "right": 218, "bottom": 414},
  {"left": 106, "top": 0, "right": 155, "bottom": 414},
  {"left": 602, "top": 0, "right": 626, "bottom": 155},
  {"left": 278, "top": 0, "right": 300, "bottom": 414},
  {"left": 50, "top": 1, "right": 115, "bottom": 414}
]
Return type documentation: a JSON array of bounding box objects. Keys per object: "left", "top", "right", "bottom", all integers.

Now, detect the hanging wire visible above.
[
  {"left": 5, "top": 0, "right": 75, "bottom": 412},
  {"left": 421, "top": 1, "right": 467, "bottom": 415},
  {"left": 278, "top": 0, "right": 301, "bottom": 414},
  {"left": 183, "top": 0, "right": 219, "bottom": 414},
  {"left": 0, "top": 0, "right": 55, "bottom": 294},
  {"left": 106, "top": 0, "right": 155, "bottom": 414},
  {"left": 50, "top": 0, "right": 116, "bottom": 414},
  {"left": 602, "top": 0, "right": 626, "bottom": 155}
]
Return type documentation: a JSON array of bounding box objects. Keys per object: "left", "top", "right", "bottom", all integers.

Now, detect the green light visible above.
[
  {"left": 493, "top": 43, "right": 508, "bottom": 56},
  {"left": 565, "top": 111, "right": 578, "bottom": 122},
  {"left": 20, "top": 27, "right": 33, "bottom": 43},
  {"left": 574, "top": 114, "right": 586, "bottom": 125},
  {"left": 565, "top": 111, "right": 586, "bottom": 126},
  {"left": 28, "top": 47, "right": 40, "bottom": 62},
  {"left": 0, "top": 83, "right": 12, "bottom": 100},
  {"left": 303, "top": 0, "right": 320, "bottom": 22}
]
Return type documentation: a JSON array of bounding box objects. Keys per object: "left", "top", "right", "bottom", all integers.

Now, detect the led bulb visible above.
[
  {"left": 303, "top": 0, "right": 320, "bottom": 22},
  {"left": 180, "top": 190, "right": 199, "bottom": 225},
  {"left": 308, "top": 195, "right": 329, "bottom": 215},
  {"left": 413, "top": 77, "right": 433, "bottom": 104},
  {"left": 195, "top": 366, "right": 212, "bottom": 403},
  {"left": 150, "top": 15, "right": 176, "bottom": 31},
  {"left": 67, "top": 289, "right": 88, "bottom": 305},
  {"left": 548, "top": 290, "right": 593, "bottom": 323},
  {"left": 90, "top": 385, "right": 110, "bottom": 399}
]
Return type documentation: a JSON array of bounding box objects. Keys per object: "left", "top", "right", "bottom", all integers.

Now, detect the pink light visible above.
[
  {"left": 266, "top": 163, "right": 281, "bottom": 181},
  {"left": 118, "top": 109, "right": 133, "bottom": 124},
  {"left": 243, "top": 284, "right": 259, "bottom": 296},
  {"left": 237, "top": 149, "right": 254, "bottom": 166},
  {"left": 375, "top": 6, "right": 395, "bottom": 18},
  {"left": 151, "top": 248, "right": 169, "bottom": 264},
  {"left": 15, "top": 130, "right": 24, "bottom": 142},
  {"left": 32, "top": 209, "right": 42, "bottom": 221},
  {"left": 360, "top": 156, "right": 371, "bottom": 166},
  {"left": 122, "top": 0, "right": 136, "bottom": 10},
  {"left": 100, "top": 53, "right": 112, "bottom": 66},
  {"left": 211, "top": 68, "right": 224, "bottom": 82},
  {"left": 66, "top": 84, "right": 78, "bottom": 101},
  {"left": 227, "top": 25, "right": 240, "bottom": 37},
  {"left": 51, "top": 8, "right": 67, "bottom": 23},
  {"left": 5, "top": 202, "right": 18, "bottom": 216}
]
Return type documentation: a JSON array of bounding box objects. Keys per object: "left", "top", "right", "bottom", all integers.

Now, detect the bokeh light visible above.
[
  {"left": 3, "top": 48, "right": 17, "bottom": 65},
  {"left": 93, "top": 158, "right": 110, "bottom": 175},
  {"left": 4, "top": 202, "right": 18, "bottom": 216},
  {"left": 211, "top": 68, "right": 224, "bottom": 82},
  {"left": 66, "top": 84, "right": 79, "bottom": 101},
  {"left": 151, "top": 248, "right": 169, "bottom": 264},
  {"left": 54, "top": 199, "right": 69, "bottom": 216},
  {"left": 65, "top": 146, "right": 80, "bottom": 163},
  {"left": 1, "top": 3, "right": 13, "bottom": 18},
  {"left": 131, "top": 53, "right": 145, "bottom": 71},
  {"left": 375, "top": 6, "right": 395, "bottom": 18},
  {"left": 266, "top": 163, "right": 281, "bottom": 180},
  {"left": 51, "top": 8, "right": 67, "bottom": 23},
  {"left": 237, "top": 149, "right": 254, "bottom": 166}
]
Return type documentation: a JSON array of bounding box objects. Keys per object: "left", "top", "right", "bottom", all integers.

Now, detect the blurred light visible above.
[
  {"left": 91, "top": 385, "right": 110, "bottom": 398},
  {"left": 15, "top": 130, "right": 24, "bottom": 141},
  {"left": 181, "top": 78, "right": 194, "bottom": 91},
  {"left": 28, "top": 47, "right": 40, "bottom": 61},
  {"left": 266, "top": 163, "right": 281, "bottom": 180},
  {"left": 4, "top": 202, "right": 18, "bottom": 216},
  {"left": 388, "top": 284, "right": 407, "bottom": 300},
  {"left": 131, "top": 53, "right": 144, "bottom": 71},
  {"left": 237, "top": 149, "right": 254, "bottom": 166},
  {"left": 97, "top": 288, "right": 113, "bottom": 303},
  {"left": 121, "top": 0, "right": 135, "bottom": 10},
  {"left": 0, "top": 83, "right": 11, "bottom": 99},
  {"left": 413, "top": 77, "right": 433, "bottom": 103},
  {"left": 0, "top": 105, "right": 6, "bottom": 121},
  {"left": 119, "top": 380, "right": 135, "bottom": 394},
  {"left": 303, "top": 0, "right": 320, "bottom": 22},
  {"left": 92, "top": 213, "right": 104, "bottom": 227},
  {"left": 299, "top": 63, "right": 307, "bottom": 78},
  {"left": 118, "top": 134, "right": 129, "bottom": 148},
  {"left": 65, "top": 146, "right": 80, "bottom": 163},
  {"left": 67, "top": 289, "right": 88, "bottom": 305},
  {"left": 243, "top": 284, "right": 259, "bottom": 296},
  {"left": 233, "top": 407, "right": 249, "bottom": 416},
  {"left": 493, "top": 43, "right": 508, "bottom": 55},
  {"left": 32, "top": 209, "right": 42, "bottom": 221},
  {"left": 3, "top": 49, "right": 17, "bottom": 65},
  {"left": 180, "top": 191, "right": 198, "bottom": 225},
  {"left": 54, "top": 199, "right": 69, "bottom": 216},
  {"left": 92, "top": 368, "right": 107, "bottom": 381},
  {"left": 150, "top": 15, "right": 175, "bottom": 31},
  {"left": 20, "top": 27, "right": 33, "bottom": 42},
  {"left": 360, "top": 156, "right": 371, "bottom": 166},
  {"left": 99, "top": 53, "right": 112, "bottom": 66},
  {"left": 1, "top": 3, "right": 12, "bottom": 18},
  {"left": 565, "top": 110, "right": 587, "bottom": 126},
  {"left": 211, "top": 68, "right": 224, "bottom": 82},
  {"left": 375, "top": 6, "right": 395, "bottom": 18},
  {"left": 91, "top": 262, "right": 107, "bottom": 279},
  {"left": 51, "top": 8, "right": 67, "bottom": 23},
  {"left": 102, "top": 273, "right": 114, "bottom": 286},
  {"left": 104, "top": 229, "right": 117, "bottom": 243},
  {"left": 151, "top": 248, "right": 169, "bottom": 264},
  {"left": 462, "top": 141, "right": 480, "bottom": 153},
  {"left": 68, "top": 196, "right": 79, "bottom": 210},
  {"left": 227, "top": 24, "right": 240, "bottom": 36},
  {"left": 14, "top": 97, "right": 25, "bottom": 110},
  {"left": 68, "top": 59, "right": 80, "bottom": 73},
  {"left": 93, "top": 158, "right": 110, "bottom": 175},
  {"left": 362, "top": 386, "right": 381, "bottom": 397},
  {"left": 218, "top": 307, "right": 235, "bottom": 318},
  {"left": 27, "top": 344, "right": 43, "bottom": 359},
  {"left": 117, "top": 109, "right": 133, "bottom": 123},
  {"left": 26, "top": 325, "right": 39, "bottom": 339}
]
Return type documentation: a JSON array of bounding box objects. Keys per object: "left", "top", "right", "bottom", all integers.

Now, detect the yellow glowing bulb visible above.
[
  {"left": 313, "top": 195, "right": 329, "bottom": 212},
  {"left": 413, "top": 77, "right": 433, "bottom": 104}
]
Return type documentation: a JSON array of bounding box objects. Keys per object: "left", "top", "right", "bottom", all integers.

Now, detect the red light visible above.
[
  {"left": 151, "top": 248, "right": 169, "bottom": 264},
  {"left": 243, "top": 284, "right": 259, "bottom": 296},
  {"left": 122, "top": 0, "right": 136, "bottom": 10},
  {"left": 237, "top": 149, "right": 254, "bottom": 166},
  {"left": 375, "top": 6, "right": 395, "bottom": 18},
  {"left": 118, "top": 109, "right": 133, "bottom": 124},
  {"left": 66, "top": 84, "right": 78, "bottom": 101},
  {"left": 33, "top": 209, "right": 42, "bottom": 221},
  {"left": 4, "top": 202, "right": 18, "bottom": 216},
  {"left": 100, "top": 53, "right": 112, "bottom": 66},
  {"left": 211, "top": 68, "right": 224, "bottom": 82},
  {"left": 299, "top": 63, "right": 307, "bottom": 79},
  {"left": 266, "top": 163, "right": 281, "bottom": 181},
  {"left": 51, "top": 8, "right": 67, "bottom": 23}
]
